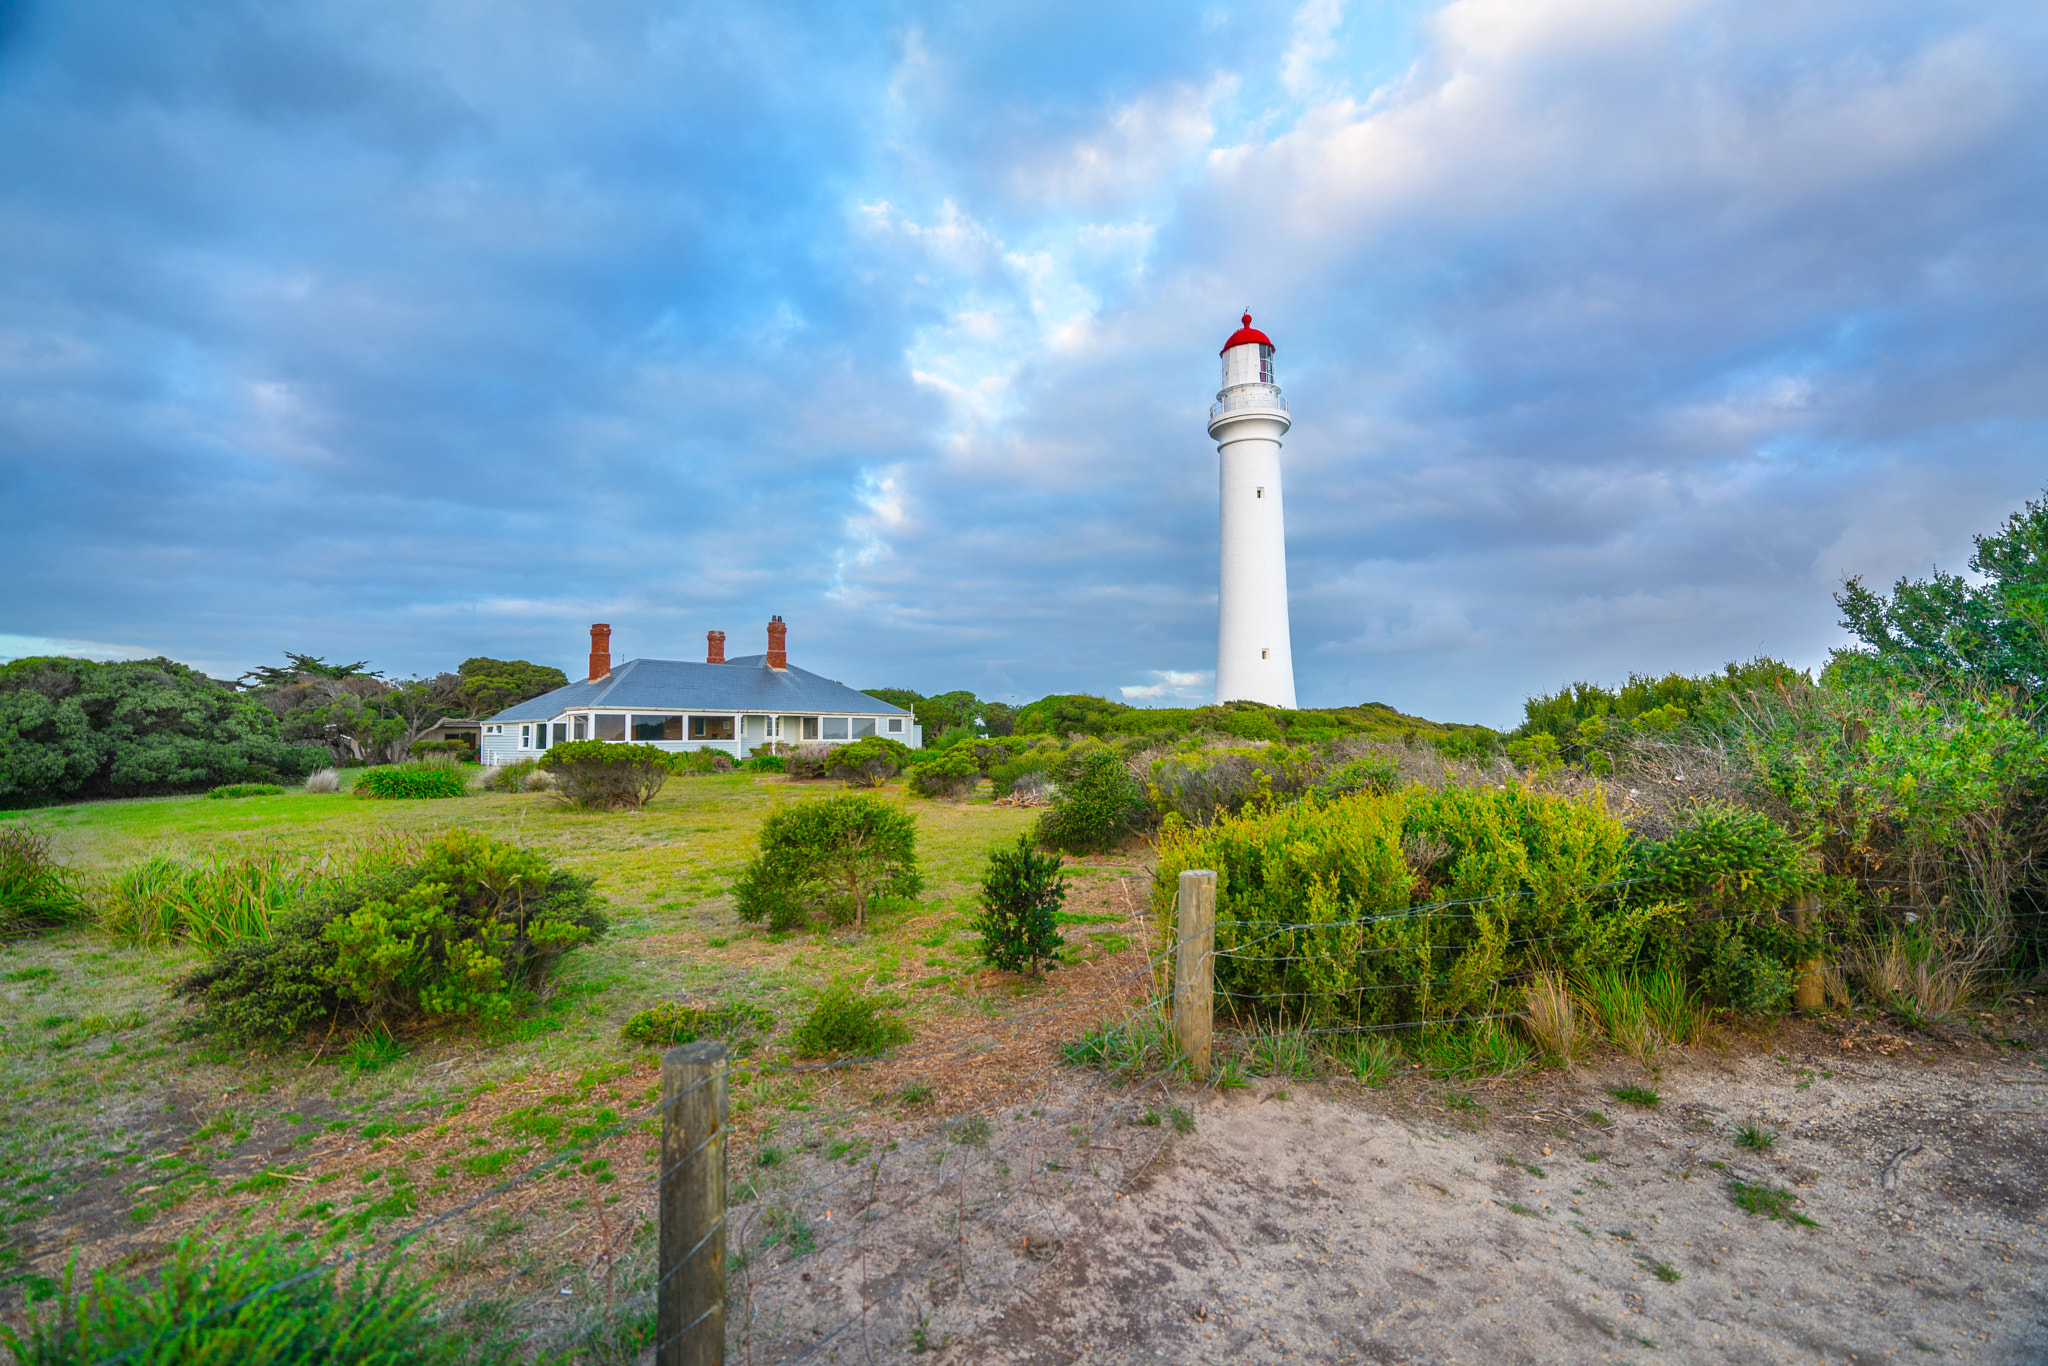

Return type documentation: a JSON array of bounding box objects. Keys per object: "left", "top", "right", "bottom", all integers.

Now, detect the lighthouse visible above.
[{"left": 1208, "top": 312, "right": 1297, "bottom": 708}]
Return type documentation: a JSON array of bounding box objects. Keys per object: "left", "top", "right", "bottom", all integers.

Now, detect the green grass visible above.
[
  {"left": 1727, "top": 1179, "right": 1819, "bottom": 1226},
  {"left": 1636, "top": 1254, "right": 1682, "bottom": 1282},
  {"left": 1606, "top": 1084, "right": 1660, "bottom": 1109},
  {"left": 1734, "top": 1122, "right": 1777, "bottom": 1150}
]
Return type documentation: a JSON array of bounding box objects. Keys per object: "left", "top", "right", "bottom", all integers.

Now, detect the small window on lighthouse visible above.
[
  {"left": 1258, "top": 344, "right": 1274, "bottom": 384},
  {"left": 1256, "top": 487, "right": 1264, "bottom": 498},
  {"left": 1261, "top": 649, "right": 1269, "bottom": 659}
]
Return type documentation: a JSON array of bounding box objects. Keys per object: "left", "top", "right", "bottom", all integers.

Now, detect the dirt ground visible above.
[{"left": 732, "top": 1018, "right": 2048, "bottom": 1366}]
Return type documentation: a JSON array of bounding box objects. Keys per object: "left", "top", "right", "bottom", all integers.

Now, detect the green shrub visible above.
[
  {"left": 175, "top": 830, "right": 606, "bottom": 1045},
  {"left": 1636, "top": 804, "right": 1815, "bottom": 1014},
  {"left": 829, "top": 735, "right": 912, "bottom": 788},
  {"left": 733, "top": 793, "right": 922, "bottom": 932},
  {"left": 1153, "top": 784, "right": 1668, "bottom": 1027},
  {"left": 0, "top": 1236, "right": 490, "bottom": 1365},
  {"left": 353, "top": 765, "right": 467, "bottom": 800},
  {"left": 206, "top": 783, "right": 285, "bottom": 800},
  {"left": 480, "top": 758, "right": 547, "bottom": 793},
  {"left": 664, "top": 748, "right": 735, "bottom": 776},
  {"left": 972, "top": 836, "right": 1067, "bottom": 976},
  {"left": 788, "top": 980, "right": 912, "bottom": 1058},
  {"left": 740, "top": 754, "right": 787, "bottom": 773},
  {"left": 908, "top": 744, "right": 979, "bottom": 798},
  {"left": 785, "top": 743, "right": 835, "bottom": 779},
  {"left": 1033, "top": 747, "right": 1144, "bottom": 853},
  {"left": 102, "top": 839, "right": 420, "bottom": 949},
  {"left": 621, "top": 1000, "right": 776, "bottom": 1053},
  {"left": 540, "top": 739, "right": 669, "bottom": 809},
  {"left": 1146, "top": 746, "right": 1323, "bottom": 824},
  {"left": 0, "top": 824, "right": 91, "bottom": 938}
]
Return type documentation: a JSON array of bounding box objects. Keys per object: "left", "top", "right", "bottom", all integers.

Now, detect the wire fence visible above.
[{"left": 76, "top": 870, "right": 2048, "bottom": 1365}]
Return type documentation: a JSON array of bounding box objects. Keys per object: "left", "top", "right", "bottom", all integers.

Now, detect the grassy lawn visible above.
[{"left": 0, "top": 774, "right": 1155, "bottom": 1321}]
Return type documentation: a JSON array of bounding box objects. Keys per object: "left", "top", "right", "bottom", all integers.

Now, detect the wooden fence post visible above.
[
  {"left": 1790, "top": 896, "right": 1824, "bottom": 1011},
  {"left": 659, "top": 1041, "right": 728, "bottom": 1366},
  {"left": 1173, "top": 870, "right": 1216, "bottom": 1079}
]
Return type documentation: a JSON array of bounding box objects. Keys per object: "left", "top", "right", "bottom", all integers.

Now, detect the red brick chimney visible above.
[
  {"left": 587, "top": 623, "right": 612, "bottom": 681},
  {"left": 706, "top": 630, "right": 726, "bottom": 664},
  {"left": 766, "top": 615, "right": 787, "bottom": 671}
]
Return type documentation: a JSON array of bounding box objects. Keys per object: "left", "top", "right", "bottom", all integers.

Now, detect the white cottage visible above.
[{"left": 479, "top": 618, "right": 919, "bottom": 765}]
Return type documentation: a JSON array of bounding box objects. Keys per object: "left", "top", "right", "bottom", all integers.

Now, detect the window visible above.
[
  {"left": 520, "top": 725, "right": 531, "bottom": 748},
  {"left": 802, "top": 717, "right": 819, "bottom": 740},
  {"left": 594, "top": 714, "right": 626, "bottom": 742},
  {"left": 1261, "top": 649, "right": 1269, "bottom": 659},
  {"left": 534, "top": 724, "right": 551, "bottom": 752},
  {"left": 764, "top": 716, "right": 782, "bottom": 739},
  {"left": 690, "top": 715, "right": 736, "bottom": 741},
  {"left": 573, "top": 716, "right": 586, "bottom": 740},
  {"left": 552, "top": 723, "right": 567, "bottom": 746},
  {"left": 1256, "top": 487, "right": 1264, "bottom": 498},
  {"left": 852, "top": 717, "right": 876, "bottom": 738},
  {"left": 1259, "top": 343, "right": 1274, "bottom": 384},
  {"left": 886, "top": 718, "right": 904, "bottom": 734},
  {"left": 822, "top": 717, "right": 849, "bottom": 740},
  {"left": 633, "top": 715, "right": 682, "bottom": 741}
]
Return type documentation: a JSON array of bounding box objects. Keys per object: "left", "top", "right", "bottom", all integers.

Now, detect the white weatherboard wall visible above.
[{"left": 1209, "top": 327, "right": 1297, "bottom": 708}]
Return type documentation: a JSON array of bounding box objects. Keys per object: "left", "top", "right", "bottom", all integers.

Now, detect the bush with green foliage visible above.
[
  {"left": 175, "top": 829, "right": 606, "bottom": 1045},
  {"left": 104, "top": 839, "right": 420, "bottom": 950},
  {"left": 353, "top": 764, "right": 468, "bottom": 800},
  {"left": 0, "top": 656, "right": 325, "bottom": 806},
  {"left": 733, "top": 793, "right": 922, "bottom": 931},
  {"left": 740, "top": 754, "right": 787, "bottom": 773},
  {"left": 1635, "top": 803, "right": 1818, "bottom": 1014},
  {"left": 621, "top": 999, "right": 776, "bottom": 1053},
  {"left": 1, "top": 1236, "right": 494, "bottom": 1366},
  {"left": 455, "top": 656, "right": 569, "bottom": 716},
  {"left": 1145, "top": 746, "right": 1322, "bottom": 825},
  {"left": 828, "top": 735, "right": 912, "bottom": 787},
  {"left": 788, "top": 979, "right": 913, "bottom": 1057},
  {"left": 1033, "top": 746, "right": 1145, "bottom": 853},
  {"left": 665, "top": 748, "right": 736, "bottom": 776},
  {"left": 0, "top": 824, "right": 91, "bottom": 938},
  {"left": 907, "top": 743, "right": 980, "bottom": 798},
  {"left": 206, "top": 783, "right": 285, "bottom": 800},
  {"left": 973, "top": 837, "right": 1067, "bottom": 977},
  {"left": 539, "top": 739, "right": 669, "bottom": 809}
]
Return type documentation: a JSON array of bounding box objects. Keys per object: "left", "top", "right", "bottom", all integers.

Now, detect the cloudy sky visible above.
[{"left": 2, "top": 0, "right": 2043, "bottom": 728}]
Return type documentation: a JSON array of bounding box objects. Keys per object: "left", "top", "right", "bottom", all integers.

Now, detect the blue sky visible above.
[{"left": 2, "top": 0, "right": 2044, "bottom": 728}]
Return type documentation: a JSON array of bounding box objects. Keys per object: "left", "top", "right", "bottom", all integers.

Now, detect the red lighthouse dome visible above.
[{"left": 1220, "top": 311, "right": 1274, "bottom": 355}]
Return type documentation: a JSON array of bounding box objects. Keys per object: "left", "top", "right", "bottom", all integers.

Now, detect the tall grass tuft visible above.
[
  {"left": 1641, "top": 967, "right": 1708, "bottom": 1045},
  {"left": 101, "top": 836, "right": 421, "bottom": 950},
  {"left": 1519, "top": 971, "right": 1581, "bottom": 1064},
  {"left": 0, "top": 824, "right": 93, "bottom": 938},
  {"left": 1577, "top": 968, "right": 1656, "bottom": 1059},
  {"left": 1847, "top": 933, "right": 1970, "bottom": 1019},
  {"left": 304, "top": 767, "right": 342, "bottom": 794}
]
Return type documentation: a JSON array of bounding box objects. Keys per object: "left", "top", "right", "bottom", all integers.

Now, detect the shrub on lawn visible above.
[
  {"left": 0, "top": 824, "right": 91, "bottom": 938},
  {"left": 353, "top": 764, "right": 467, "bottom": 800},
  {"left": 206, "top": 783, "right": 285, "bottom": 799},
  {"left": 175, "top": 829, "right": 606, "bottom": 1045},
  {"left": 304, "top": 767, "right": 342, "bottom": 793},
  {"left": 829, "top": 735, "right": 912, "bottom": 788},
  {"left": 740, "top": 754, "right": 787, "bottom": 773},
  {"left": 621, "top": 1000, "right": 776, "bottom": 1053},
  {"left": 733, "top": 793, "right": 922, "bottom": 932},
  {"left": 785, "top": 743, "right": 835, "bottom": 779},
  {"left": 665, "top": 748, "right": 735, "bottom": 776},
  {"left": 1, "top": 1236, "right": 492, "bottom": 1365},
  {"left": 103, "top": 838, "right": 421, "bottom": 949},
  {"left": 788, "top": 979, "right": 912, "bottom": 1058},
  {"left": 972, "top": 836, "right": 1067, "bottom": 977},
  {"left": 1032, "top": 746, "right": 1145, "bottom": 853},
  {"left": 907, "top": 744, "right": 979, "bottom": 798},
  {"left": 540, "top": 740, "right": 669, "bottom": 809}
]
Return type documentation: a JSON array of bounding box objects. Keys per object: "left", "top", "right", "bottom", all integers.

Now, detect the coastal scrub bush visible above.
[
  {"left": 907, "top": 744, "right": 979, "bottom": 798},
  {"left": 540, "top": 739, "right": 668, "bottom": 809},
  {"left": 1145, "top": 746, "right": 1321, "bottom": 825},
  {"left": 785, "top": 743, "right": 835, "bottom": 780},
  {"left": 1635, "top": 803, "right": 1816, "bottom": 1014},
  {"left": 789, "top": 979, "right": 913, "bottom": 1058},
  {"left": 0, "top": 824, "right": 91, "bottom": 938},
  {"left": 0, "top": 1236, "right": 491, "bottom": 1366},
  {"left": 1033, "top": 746, "right": 1145, "bottom": 853},
  {"left": 354, "top": 764, "right": 467, "bottom": 800},
  {"left": 733, "top": 793, "right": 921, "bottom": 932},
  {"left": 622, "top": 999, "right": 776, "bottom": 1053},
  {"left": 665, "top": 748, "right": 735, "bottom": 775},
  {"left": 829, "top": 735, "right": 912, "bottom": 788},
  {"left": 972, "top": 836, "right": 1067, "bottom": 977},
  {"left": 175, "top": 829, "right": 606, "bottom": 1045}
]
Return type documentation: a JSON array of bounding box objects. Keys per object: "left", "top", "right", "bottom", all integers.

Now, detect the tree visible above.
[
  {"left": 733, "top": 794, "right": 923, "bottom": 931},
  {"left": 456, "top": 658, "right": 569, "bottom": 718},
  {"left": 972, "top": 836, "right": 1067, "bottom": 977},
  {"left": 1836, "top": 490, "right": 2048, "bottom": 701},
  {"left": 0, "top": 657, "right": 323, "bottom": 805},
  {"left": 237, "top": 653, "right": 379, "bottom": 690}
]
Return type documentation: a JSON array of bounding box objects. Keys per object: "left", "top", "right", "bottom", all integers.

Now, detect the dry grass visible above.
[
  {"left": 1847, "top": 933, "right": 1973, "bottom": 1017},
  {"left": 1518, "top": 971, "right": 1581, "bottom": 1065}
]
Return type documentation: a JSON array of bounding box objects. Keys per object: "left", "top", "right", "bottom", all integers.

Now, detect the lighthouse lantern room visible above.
[{"left": 1207, "top": 312, "right": 1297, "bottom": 708}]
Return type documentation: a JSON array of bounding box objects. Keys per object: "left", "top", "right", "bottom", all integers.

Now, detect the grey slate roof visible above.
[{"left": 484, "top": 658, "right": 911, "bottom": 724}]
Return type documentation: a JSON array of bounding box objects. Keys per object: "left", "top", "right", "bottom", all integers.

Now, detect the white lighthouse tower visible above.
[{"left": 1208, "top": 311, "right": 1297, "bottom": 707}]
